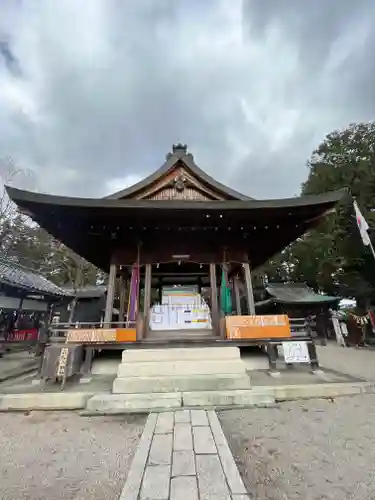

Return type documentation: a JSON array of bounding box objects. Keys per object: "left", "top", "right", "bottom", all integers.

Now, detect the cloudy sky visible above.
[{"left": 0, "top": 0, "right": 375, "bottom": 199}]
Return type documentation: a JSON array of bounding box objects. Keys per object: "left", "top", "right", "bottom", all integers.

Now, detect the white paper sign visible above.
[
  {"left": 283, "top": 341, "right": 310, "bottom": 363},
  {"left": 340, "top": 322, "right": 348, "bottom": 336}
]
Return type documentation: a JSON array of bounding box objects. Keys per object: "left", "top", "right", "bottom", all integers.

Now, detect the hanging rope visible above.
[{"left": 350, "top": 313, "right": 369, "bottom": 326}]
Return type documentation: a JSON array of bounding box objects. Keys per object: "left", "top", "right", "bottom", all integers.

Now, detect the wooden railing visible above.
[{"left": 289, "top": 317, "right": 316, "bottom": 337}]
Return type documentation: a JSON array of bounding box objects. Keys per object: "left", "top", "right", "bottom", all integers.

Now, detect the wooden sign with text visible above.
[
  {"left": 225, "top": 315, "right": 291, "bottom": 340},
  {"left": 66, "top": 328, "right": 137, "bottom": 343},
  {"left": 66, "top": 329, "right": 117, "bottom": 343}
]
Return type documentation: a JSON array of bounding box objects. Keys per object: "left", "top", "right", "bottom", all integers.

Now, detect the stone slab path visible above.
[{"left": 119, "top": 409, "right": 249, "bottom": 500}]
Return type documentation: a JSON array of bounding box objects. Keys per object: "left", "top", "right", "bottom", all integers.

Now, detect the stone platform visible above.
[
  {"left": 120, "top": 409, "right": 249, "bottom": 500},
  {"left": 0, "top": 366, "right": 373, "bottom": 411},
  {"left": 86, "top": 347, "right": 274, "bottom": 412}
]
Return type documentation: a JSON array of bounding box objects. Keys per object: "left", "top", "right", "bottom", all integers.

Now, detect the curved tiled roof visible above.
[
  {"left": 5, "top": 184, "right": 347, "bottom": 211},
  {"left": 266, "top": 283, "right": 339, "bottom": 304},
  {"left": 62, "top": 285, "right": 107, "bottom": 298},
  {"left": 0, "top": 258, "right": 72, "bottom": 297}
]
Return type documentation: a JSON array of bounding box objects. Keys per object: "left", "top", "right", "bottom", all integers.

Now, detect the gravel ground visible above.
[
  {"left": 0, "top": 351, "right": 38, "bottom": 382},
  {"left": 0, "top": 411, "right": 145, "bottom": 500},
  {"left": 316, "top": 344, "right": 375, "bottom": 381},
  {"left": 219, "top": 394, "right": 375, "bottom": 500}
]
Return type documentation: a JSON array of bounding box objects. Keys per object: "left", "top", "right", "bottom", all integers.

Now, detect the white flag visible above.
[{"left": 354, "top": 200, "right": 371, "bottom": 246}]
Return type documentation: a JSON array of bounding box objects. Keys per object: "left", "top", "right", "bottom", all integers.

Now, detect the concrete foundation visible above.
[
  {"left": 0, "top": 392, "right": 93, "bottom": 411},
  {"left": 182, "top": 389, "right": 274, "bottom": 407},
  {"left": 0, "top": 382, "right": 373, "bottom": 413}
]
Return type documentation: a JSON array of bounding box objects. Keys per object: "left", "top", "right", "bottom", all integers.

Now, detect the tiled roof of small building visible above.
[
  {"left": 62, "top": 285, "right": 107, "bottom": 298},
  {"left": 0, "top": 258, "right": 72, "bottom": 297},
  {"left": 266, "top": 283, "right": 339, "bottom": 304}
]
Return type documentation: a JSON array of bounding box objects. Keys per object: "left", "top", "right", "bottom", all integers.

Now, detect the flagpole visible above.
[{"left": 368, "top": 239, "right": 375, "bottom": 261}]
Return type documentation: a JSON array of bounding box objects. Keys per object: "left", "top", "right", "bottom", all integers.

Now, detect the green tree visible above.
[
  {"left": 0, "top": 158, "right": 104, "bottom": 289},
  {"left": 290, "top": 122, "right": 375, "bottom": 305},
  {"left": 0, "top": 158, "right": 37, "bottom": 260}
]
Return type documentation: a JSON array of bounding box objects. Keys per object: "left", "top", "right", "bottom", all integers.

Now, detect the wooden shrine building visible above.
[
  {"left": 6, "top": 144, "right": 345, "bottom": 345},
  {"left": 0, "top": 257, "right": 70, "bottom": 348}
]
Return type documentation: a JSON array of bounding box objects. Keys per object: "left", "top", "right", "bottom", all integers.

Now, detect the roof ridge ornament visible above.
[{"left": 172, "top": 143, "right": 188, "bottom": 157}]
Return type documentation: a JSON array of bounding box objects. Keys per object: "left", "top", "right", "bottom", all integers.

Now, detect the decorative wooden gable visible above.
[
  {"left": 138, "top": 162, "right": 224, "bottom": 201},
  {"left": 105, "top": 144, "right": 250, "bottom": 201}
]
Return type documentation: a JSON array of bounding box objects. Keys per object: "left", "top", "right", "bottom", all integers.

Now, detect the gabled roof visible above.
[
  {"left": 0, "top": 258, "right": 72, "bottom": 297},
  {"left": 104, "top": 144, "right": 251, "bottom": 201},
  {"left": 257, "top": 282, "right": 339, "bottom": 306}
]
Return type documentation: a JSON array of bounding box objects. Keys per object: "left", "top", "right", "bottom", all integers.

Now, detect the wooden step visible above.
[
  {"left": 140, "top": 337, "right": 222, "bottom": 348},
  {"left": 145, "top": 329, "right": 217, "bottom": 342}
]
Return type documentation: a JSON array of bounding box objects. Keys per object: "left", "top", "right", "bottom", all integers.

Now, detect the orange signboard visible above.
[
  {"left": 225, "top": 315, "right": 291, "bottom": 340},
  {"left": 115, "top": 328, "right": 137, "bottom": 342}
]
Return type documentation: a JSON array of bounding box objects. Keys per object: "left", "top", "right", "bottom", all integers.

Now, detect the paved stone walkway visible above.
[{"left": 119, "top": 409, "right": 249, "bottom": 500}]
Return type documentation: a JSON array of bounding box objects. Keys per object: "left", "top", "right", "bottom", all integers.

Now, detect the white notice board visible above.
[{"left": 283, "top": 341, "right": 310, "bottom": 363}]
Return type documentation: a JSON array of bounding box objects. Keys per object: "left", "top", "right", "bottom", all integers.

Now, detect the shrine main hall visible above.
[{"left": 6, "top": 144, "right": 344, "bottom": 343}]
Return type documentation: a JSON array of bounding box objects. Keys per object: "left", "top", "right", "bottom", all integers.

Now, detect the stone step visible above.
[
  {"left": 121, "top": 346, "right": 240, "bottom": 363},
  {"left": 182, "top": 389, "right": 275, "bottom": 407},
  {"left": 85, "top": 389, "right": 275, "bottom": 413},
  {"left": 112, "top": 373, "right": 251, "bottom": 394},
  {"left": 86, "top": 392, "right": 182, "bottom": 412},
  {"left": 117, "top": 359, "right": 246, "bottom": 378}
]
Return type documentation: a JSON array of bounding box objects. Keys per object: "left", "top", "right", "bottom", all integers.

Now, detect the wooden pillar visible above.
[
  {"left": 143, "top": 264, "right": 152, "bottom": 333},
  {"left": 118, "top": 277, "right": 127, "bottom": 326},
  {"left": 209, "top": 263, "right": 219, "bottom": 331},
  {"left": 243, "top": 262, "right": 255, "bottom": 315},
  {"left": 234, "top": 277, "right": 242, "bottom": 315},
  {"left": 308, "top": 341, "right": 320, "bottom": 371},
  {"left": 198, "top": 276, "right": 202, "bottom": 295},
  {"left": 68, "top": 297, "right": 78, "bottom": 324},
  {"left": 81, "top": 347, "right": 94, "bottom": 380},
  {"left": 104, "top": 261, "right": 116, "bottom": 326},
  {"left": 266, "top": 343, "right": 278, "bottom": 373}
]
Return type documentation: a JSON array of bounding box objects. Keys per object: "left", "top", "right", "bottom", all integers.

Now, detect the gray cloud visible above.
[{"left": 0, "top": 0, "right": 375, "bottom": 200}]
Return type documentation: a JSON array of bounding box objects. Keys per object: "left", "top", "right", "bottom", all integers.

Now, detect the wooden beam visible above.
[
  {"left": 234, "top": 277, "right": 241, "bottom": 315},
  {"left": 243, "top": 262, "right": 255, "bottom": 315},
  {"left": 144, "top": 272, "right": 207, "bottom": 277}
]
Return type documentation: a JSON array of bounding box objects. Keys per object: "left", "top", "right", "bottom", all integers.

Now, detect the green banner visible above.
[{"left": 220, "top": 266, "right": 232, "bottom": 315}]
